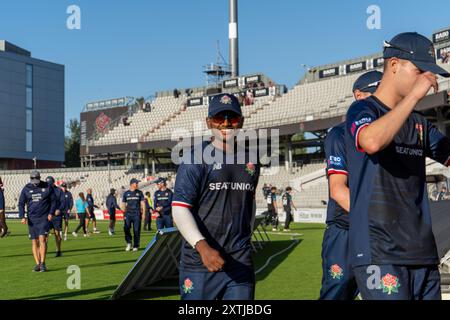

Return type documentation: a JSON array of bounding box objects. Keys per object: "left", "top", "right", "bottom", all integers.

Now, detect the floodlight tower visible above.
[{"left": 229, "top": 0, "right": 239, "bottom": 77}]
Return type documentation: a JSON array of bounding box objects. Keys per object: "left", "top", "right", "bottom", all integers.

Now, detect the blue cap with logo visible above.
[
  {"left": 383, "top": 32, "right": 450, "bottom": 77},
  {"left": 208, "top": 93, "right": 242, "bottom": 118},
  {"left": 353, "top": 71, "right": 383, "bottom": 93},
  {"left": 154, "top": 177, "right": 166, "bottom": 184},
  {"left": 130, "top": 178, "right": 140, "bottom": 185}
]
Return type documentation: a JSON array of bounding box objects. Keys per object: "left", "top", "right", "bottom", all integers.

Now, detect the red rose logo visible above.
[
  {"left": 329, "top": 264, "right": 343, "bottom": 279},
  {"left": 382, "top": 273, "right": 397, "bottom": 287},
  {"left": 95, "top": 113, "right": 111, "bottom": 132},
  {"left": 245, "top": 162, "right": 255, "bottom": 176},
  {"left": 182, "top": 278, "right": 194, "bottom": 294},
  {"left": 380, "top": 273, "right": 400, "bottom": 295}
]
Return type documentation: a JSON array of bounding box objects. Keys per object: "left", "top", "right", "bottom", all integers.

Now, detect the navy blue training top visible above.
[
  {"left": 122, "top": 189, "right": 144, "bottom": 216},
  {"left": 86, "top": 194, "right": 95, "bottom": 209},
  {"left": 60, "top": 190, "right": 74, "bottom": 212},
  {"left": 172, "top": 141, "right": 260, "bottom": 272},
  {"left": 18, "top": 181, "right": 57, "bottom": 220},
  {"left": 345, "top": 95, "right": 450, "bottom": 267},
  {"left": 324, "top": 122, "right": 350, "bottom": 229},
  {"left": 154, "top": 189, "right": 173, "bottom": 215},
  {"left": 106, "top": 194, "right": 120, "bottom": 214}
]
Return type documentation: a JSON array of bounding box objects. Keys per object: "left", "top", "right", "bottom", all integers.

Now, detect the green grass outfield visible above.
[{"left": 0, "top": 220, "right": 325, "bottom": 300}]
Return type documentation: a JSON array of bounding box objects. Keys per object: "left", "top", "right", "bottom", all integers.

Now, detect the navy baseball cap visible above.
[
  {"left": 353, "top": 71, "right": 383, "bottom": 93},
  {"left": 154, "top": 177, "right": 166, "bottom": 184},
  {"left": 383, "top": 32, "right": 450, "bottom": 77},
  {"left": 130, "top": 178, "right": 140, "bottom": 185},
  {"left": 30, "top": 170, "right": 41, "bottom": 184},
  {"left": 46, "top": 176, "right": 55, "bottom": 185},
  {"left": 208, "top": 93, "right": 242, "bottom": 118}
]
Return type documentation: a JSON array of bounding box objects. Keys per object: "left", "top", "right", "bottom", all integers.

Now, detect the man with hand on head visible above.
[{"left": 345, "top": 32, "right": 450, "bottom": 300}]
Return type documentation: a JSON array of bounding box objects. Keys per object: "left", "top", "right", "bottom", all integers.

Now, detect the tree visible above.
[{"left": 64, "top": 118, "right": 81, "bottom": 167}]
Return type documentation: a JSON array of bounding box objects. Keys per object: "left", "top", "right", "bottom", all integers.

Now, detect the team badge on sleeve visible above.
[
  {"left": 380, "top": 273, "right": 400, "bottom": 295},
  {"left": 329, "top": 264, "right": 344, "bottom": 280},
  {"left": 245, "top": 162, "right": 255, "bottom": 176}
]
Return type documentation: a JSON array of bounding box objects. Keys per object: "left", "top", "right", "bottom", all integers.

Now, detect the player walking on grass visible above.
[
  {"left": 121, "top": 178, "right": 145, "bottom": 252},
  {"left": 281, "top": 186, "right": 297, "bottom": 232},
  {"left": 172, "top": 93, "right": 260, "bottom": 300},
  {"left": 266, "top": 186, "right": 278, "bottom": 231},
  {"left": 319, "top": 70, "right": 382, "bottom": 300},
  {"left": 45, "top": 176, "right": 64, "bottom": 257},
  {"left": 60, "top": 182, "right": 73, "bottom": 241},
  {"left": 18, "top": 170, "right": 57, "bottom": 272},
  {"left": 86, "top": 188, "right": 100, "bottom": 234},
  {"left": 106, "top": 188, "right": 120, "bottom": 235},
  {"left": 73, "top": 192, "right": 90, "bottom": 237},
  {"left": 345, "top": 32, "right": 450, "bottom": 300}
]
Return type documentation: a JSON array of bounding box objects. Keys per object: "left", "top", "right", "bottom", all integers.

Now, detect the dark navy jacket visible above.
[
  {"left": 18, "top": 181, "right": 57, "bottom": 220},
  {"left": 345, "top": 95, "right": 450, "bottom": 267},
  {"left": 106, "top": 194, "right": 120, "bottom": 215},
  {"left": 60, "top": 190, "right": 74, "bottom": 213},
  {"left": 154, "top": 189, "right": 173, "bottom": 216}
]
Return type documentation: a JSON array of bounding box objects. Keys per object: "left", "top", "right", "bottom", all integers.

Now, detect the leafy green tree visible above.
[{"left": 64, "top": 118, "right": 81, "bottom": 167}]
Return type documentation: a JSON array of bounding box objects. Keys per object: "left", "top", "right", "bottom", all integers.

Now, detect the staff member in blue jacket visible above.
[
  {"left": 153, "top": 178, "right": 173, "bottom": 230},
  {"left": 106, "top": 188, "right": 120, "bottom": 236},
  {"left": 18, "top": 170, "right": 56, "bottom": 272}
]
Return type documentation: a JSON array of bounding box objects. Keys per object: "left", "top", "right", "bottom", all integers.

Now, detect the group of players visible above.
[
  {"left": 5, "top": 31, "right": 450, "bottom": 300},
  {"left": 170, "top": 31, "right": 450, "bottom": 301},
  {"left": 262, "top": 184, "right": 297, "bottom": 232},
  {"left": 13, "top": 169, "right": 174, "bottom": 273},
  {"left": 319, "top": 32, "right": 450, "bottom": 300}
]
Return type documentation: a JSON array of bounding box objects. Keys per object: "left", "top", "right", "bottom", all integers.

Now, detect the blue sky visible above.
[{"left": 1, "top": 0, "right": 450, "bottom": 133}]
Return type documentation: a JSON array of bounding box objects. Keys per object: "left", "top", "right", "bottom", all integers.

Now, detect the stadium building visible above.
[{"left": 0, "top": 41, "right": 65, "bottom": 169}]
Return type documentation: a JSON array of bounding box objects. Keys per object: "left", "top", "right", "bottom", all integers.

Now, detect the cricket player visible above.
[
  {"left": 345, "top": 32, "right": 450, "bottom": 300},
  {"left": 46, "top": 176, "right": 64, "bottom": 257},
  {"left": 121, "top": 178, "right": 145, "bottom": 252},
  {"left": 172, "top": 93, "right": 260, "bottom": 300},
  {"left": 86, "top": 188, "right": 100, "bottom": 233},
  {"left": 18, "top": 170, "right": 57, "bottom": 272},
  {"left": 319, "top": 70, "right": 382, "bottom": 300},
  {"left": 106, "top": 188, "right": 120, "bottom": 235},
  {"left": 153, "top": 178, "right": 173, "bottom": 230},
  {"left": 60, "top": 182, "right": 73, "bottom": 241}
]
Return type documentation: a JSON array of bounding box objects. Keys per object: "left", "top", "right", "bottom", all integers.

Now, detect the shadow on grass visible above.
[
  {"left": 47, "top": 259, "right": 138, "bottom": 272},
  {"left": 16, "top": 285, "right": 118, "bottom": 300},
  {"left": 0, "top": 245, "right": 125, "bottom": 259}
]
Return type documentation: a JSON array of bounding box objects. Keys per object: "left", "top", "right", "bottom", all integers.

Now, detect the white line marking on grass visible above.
[
  {"left": 255, "top": 237, "right": 300, "bottom": 275},
  {"left": 265, "top": 232, "right": 303, "bottom": 236}
]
